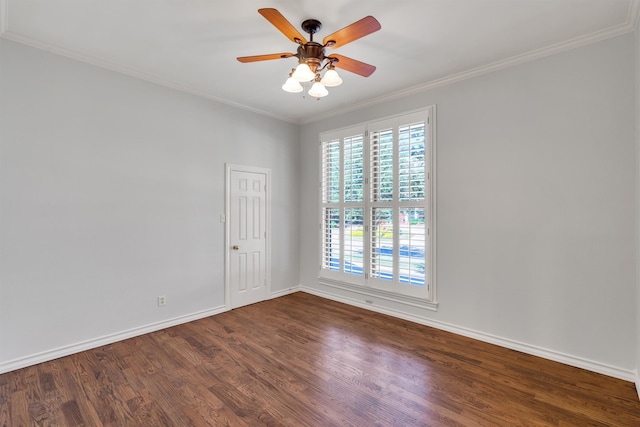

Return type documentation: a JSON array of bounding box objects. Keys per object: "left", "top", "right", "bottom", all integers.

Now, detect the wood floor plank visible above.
[{"left": 1, "top": 292, "right": 640, "bottom": 426}]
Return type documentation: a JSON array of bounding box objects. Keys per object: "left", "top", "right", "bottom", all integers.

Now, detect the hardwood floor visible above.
[{"left": 1, "top": 292, "right": 639, "bottom": 426}]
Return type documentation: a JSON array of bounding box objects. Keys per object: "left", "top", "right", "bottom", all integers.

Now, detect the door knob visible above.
[{"left": 232, "top": 245, "right": 239, "bottom": 250}]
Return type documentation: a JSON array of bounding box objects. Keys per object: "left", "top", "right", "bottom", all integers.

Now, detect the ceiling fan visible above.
[{"left": 237, "top": 8, "right": 381, "bottom": 98}]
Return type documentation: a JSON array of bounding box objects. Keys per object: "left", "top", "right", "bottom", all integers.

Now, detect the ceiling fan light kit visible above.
[
  {"left": 282, "top": 69, "right": 304, "bottom": 93},
  {"left": 308, "top": 75, "right": 329, "bottom": 98},
  {"left": 237, "top": 8, "right": 380, "bottom": 100},
  {"left": 321, "top": 66, "right": 343, "bottom": 87},
  {"left": 292, "top": 62, "right": 316, "bottom": 82}
]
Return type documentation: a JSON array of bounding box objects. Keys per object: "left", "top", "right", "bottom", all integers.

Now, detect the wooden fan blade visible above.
[
  {"left": 258, "top": 8, "right": 307, "bottom": 44},
  {"left": 237, "top": 53, "right": 295, "bottom": 63},
  {"left": 330, "top": 54, "right": 376, "bottom": 77},
  {"left": 322, "top": 16, "right": 381, "bottom": 49}
]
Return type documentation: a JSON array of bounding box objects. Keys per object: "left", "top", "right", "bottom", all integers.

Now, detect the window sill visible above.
[{"left": 317, "top": 277, "right": 439, "bottom": 312}]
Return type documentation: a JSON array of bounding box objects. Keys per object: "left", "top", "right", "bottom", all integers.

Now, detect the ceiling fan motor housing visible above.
[
  {"left": 297, "top": 42, "right": 325, "bottom": 72},
  {"left": 297, "top": 19, "right": 325, "bottom": 73}
]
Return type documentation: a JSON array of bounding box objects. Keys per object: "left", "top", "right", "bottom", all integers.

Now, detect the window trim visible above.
[{"left": 317, "top": 106, "right": 437, "bottom": 308}]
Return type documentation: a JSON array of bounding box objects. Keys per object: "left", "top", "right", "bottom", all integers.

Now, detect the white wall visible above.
[
  {"left": 0, "top": 39, "right": 300, "bottom": 371},
  {"left": 300, "top": 34, "right": 637, "bottom": 379}
]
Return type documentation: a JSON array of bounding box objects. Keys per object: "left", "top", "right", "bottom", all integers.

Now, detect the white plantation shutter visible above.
[
  {"left": 370, "top": 207, "right": 393, "bottom": 281},
  {"left": 319, "top": 109, "right": 434, "bottom": 301},
  {"left": 320, "top": 135, "right": 342, "bottom": 271},
  {"left": 370, "top": 126, "right": 394, "bottom": 202},
  {"left": 321, "top": 138, "right": 340, "bottom": 204},
  {"left": 398, "top": 207, "right": 427, "bottom": 287},
  {"left": 343, "top": 135, "right": 364, "bottom": 203},
  {"left": 320, "top": 126, "right": 366, "bottom": 284},
  {"left": 344, "top": 208, "right": 364, "bottom": 275},
  {"left": 399, "top": 121, "right": 426, "bottom": 201},
  {"left": 321, "top": 207, "right": 340, "bottom": 270}
]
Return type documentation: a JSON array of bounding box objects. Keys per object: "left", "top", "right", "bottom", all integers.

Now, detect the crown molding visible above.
[
  {"left": 303, "top": 18, "right": 636, "bottom": 124},
  {"left": 0, "top": 31, "right": 297, "bottom": 124}
]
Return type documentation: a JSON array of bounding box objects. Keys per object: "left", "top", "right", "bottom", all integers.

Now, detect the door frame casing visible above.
[{"left": 224, "top": 163, "right": 272, "bottom": 309}]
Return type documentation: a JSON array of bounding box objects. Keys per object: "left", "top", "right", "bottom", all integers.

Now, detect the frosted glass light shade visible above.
[
  {"left": 321, "top": 68, "right": 343, "bottom": 87},
  {"left": 282, "top": 77, "right": 303, "bottom": 93},
  {"left": 292, "top": 63, "right": 315, "bottom": 82},
  {"left": 308, "top": 81, "right": 328, "bottom": 98}
]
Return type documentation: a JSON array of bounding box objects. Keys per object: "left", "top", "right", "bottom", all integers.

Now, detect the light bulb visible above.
[
  {"left": 282, "top": 76, "right": 303, "bottom": 93},
  {"left": 308, "top": 81, "right": 328, "bottom": 98},
  {"left": 321, "top": 68, "right": 343, "bottom": 87},
  {"left": 292, "top": 63, "right": 315, "bottom": 82}
]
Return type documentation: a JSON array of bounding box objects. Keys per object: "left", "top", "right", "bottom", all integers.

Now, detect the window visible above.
[{"left": 320, "top": 108, "right": 435, "bottom": 302}]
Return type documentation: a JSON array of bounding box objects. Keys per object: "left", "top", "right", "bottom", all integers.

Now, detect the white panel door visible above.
[{"left": 229, "top": 170, "right": 267, "bottom": 309}]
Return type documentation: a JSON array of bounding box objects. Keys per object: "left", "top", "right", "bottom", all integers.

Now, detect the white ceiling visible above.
[{"left": 1, "top": 0, "right": 638, "bottom": 123}]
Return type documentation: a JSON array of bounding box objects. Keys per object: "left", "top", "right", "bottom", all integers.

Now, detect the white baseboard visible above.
[
  {"left": 636, "top": 371, "right": 640, "bottom": 400},
  {"left": 3, "top": 286, "right": 634, "bottom": 386},
  {"left": 0, "top": 288, "right": 302, "bottom": 375},
  {"left": 0, "top": 305, "right": 228, "bottom": 375},
  {"left": 270, "top": 286, "right": 300, "bottom": 299},
  {"left": 300, "top": 286, "right": 636, "bottom": 383}
]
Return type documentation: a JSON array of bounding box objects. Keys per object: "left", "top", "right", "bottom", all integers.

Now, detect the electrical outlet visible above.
[{"left": 158, "top": 295, "right": 166, "bottom": 306}]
